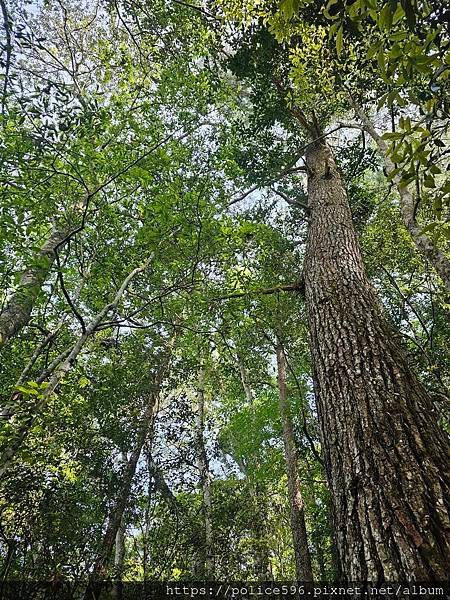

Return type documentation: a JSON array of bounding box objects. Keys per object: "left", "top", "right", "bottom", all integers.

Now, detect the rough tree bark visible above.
[
  {"left": 303, "top": 138, "right": 450, "bottom": 580},
  {"left": 276, "top": 340, "right": 313, "bottom": 582},
  {"left": 351, "top": 101, "right": 450, "bottom": 293},
  {"left": 194, "top": 367, "right": 214, "bottom": 579}
]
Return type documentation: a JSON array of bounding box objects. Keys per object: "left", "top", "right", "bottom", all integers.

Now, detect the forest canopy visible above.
[{"left": 0, "top": 0, "right": 449, "bottom": 596}]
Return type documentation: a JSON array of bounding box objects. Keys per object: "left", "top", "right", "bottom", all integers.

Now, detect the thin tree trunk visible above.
[
  {"left": 148, "top": 455, "right": 180, "bottom": 513},
  {"left": 111, "top": 454, "right": 127, "bottom": 600},
  {"left": 276, "top": 339, "right": 313, "bottom": 582},
  {"left": 236, "top": 354, "right": 270, "bottom": 580},
  {"left": 84, "top": 349, "right": 171, "bottom": 600},
  {"left": 110, "top": 518, "right": 125, "bottom": 600},
  {"left": 237, "top": 354, "right": 253, "bottom": 404},
  {"left": 303, "top": 138, "right": 450, "bottom": 580},
  {"left": 195, "top": 367, "right": 213, "bottom": 579},
  {"left": 147, "top": 451, "right": 206, "bottom": 570},
  {"left": 351, "top": 101, "right": 450, "bottom": 292}
]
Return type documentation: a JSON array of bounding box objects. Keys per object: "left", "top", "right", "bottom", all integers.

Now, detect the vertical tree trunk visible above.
[
  {"left": 303, "top": 138, "right": 450, "bottom": 580},
  {"left": 111, "top": 453, "right": 127, "bottom": 600},
  {"left": 84, "top": 349, "right": 171, "bottom": 600},
  {"left": 113, "top": 518, "right": 126, "bottom": 571},
  {"left": 111, "top": 516, "right": 126, "bottom": 600},
  {"left": 276, "top": 340, "right": 314, "bottom": 582},
  {"left": 194, "top": 367, "right": 214, "bottom": 579},
  {"left": 237, "top": 354, "right": 270, "bottom": 580}
]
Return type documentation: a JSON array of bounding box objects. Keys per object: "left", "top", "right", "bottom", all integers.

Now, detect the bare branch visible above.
[{"left": 213, "top": 280, "right": 304, "bottom": 301}]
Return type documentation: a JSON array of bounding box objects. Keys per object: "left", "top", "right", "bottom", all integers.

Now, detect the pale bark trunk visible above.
[
  {"left": 111, "top": 453, "right": 127, "bottom": 600},
  {"left": 276, "top": 340, "right": 313, "bottom": 582},
  {"left": 237, "top": 354, "right": 253, "bottom": 404},
  {"left": 111, "top": 517, "right": 126, "bottom": 600},
  {"left": 195, "top": 367, "right": 213, "bottom": 578},
  {"left": 0, "top": 223, "right": 75, "bottom": 347},
  {"left": 114, "top": 517, "right": 126, "bottom": 571},
  {"left": 303, "top": 138, "right": 450, "bottom": 580},
  {"left": 352, "top": 102, "right": 450, "bottom": 292}
]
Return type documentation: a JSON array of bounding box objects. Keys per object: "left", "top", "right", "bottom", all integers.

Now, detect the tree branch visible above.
[
  {"left": 270, "top": 187, "right": 310, "bottom": 213},
  {"left": 213, "top": 280, "right": 304, "bottom": 301}
]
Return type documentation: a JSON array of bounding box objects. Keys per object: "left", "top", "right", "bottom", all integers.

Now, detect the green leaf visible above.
[
  {"left": 433, "top": 196, "right": 443, "bottom": 218},
  {"left": 377, "top": 47, "right": 386, "bottom": 73},
  {"left": 367, "top": 43, "right": 379, "bottom": 60},
  {"left": 336, "top": 24, "right": 344, "bottom": 56},
  {"left": 78, "top": 376, "right": 90, "bottom": 389},
  {"left": 323, "top": 0, "right": 341, "bottom": 20},
  {"left": 378, "top": 3, "right": 393, "bottom": 30},
  {"left": 392, "top": 3, "right": 405, "bottom": 24}
]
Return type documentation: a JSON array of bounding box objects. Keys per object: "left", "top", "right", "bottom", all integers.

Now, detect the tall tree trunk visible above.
[
  {"left": 194, "top": 367, "right": 214, "bottom": 579},
  {"left": 111, "top": 453, "right": 127, "bottom": 600},
  {"left": 195, "top": 368, "right": 214, "bottom": 578},
  {"left": 236, "top": 354, "right": 270, "bottom": 580},
  {"left": 111, "top": 517, "right": 125, "bottom": 600},
  {"left": 303, "top": 138, "right": 450, "bottom": 580},
  {"left": 351, "top": 101, "right": 450, "bottom": 292},
  {"left": 84, "top": 349, "right": 171, "bottom": 600},
  {"left": 276, "top": 340, "right": 313, "bottom": 582}
]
